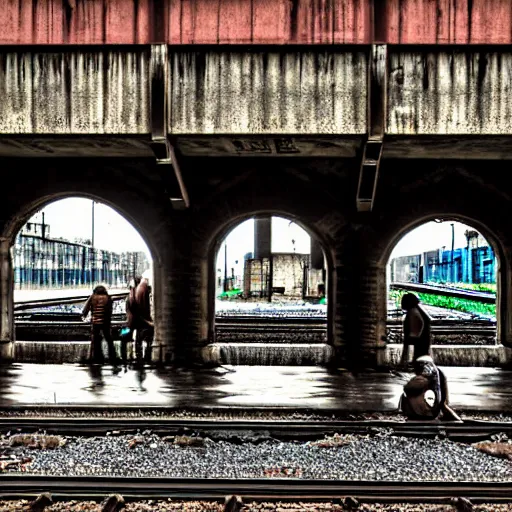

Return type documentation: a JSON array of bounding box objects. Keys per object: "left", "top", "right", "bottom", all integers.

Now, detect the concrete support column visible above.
[
  {"left": 170, "top": 254, "right": 208, "bottom": 364},
  {"left": 254, "top": 216, "right": 271, "bottom": 259},
  {"left": 151, "top": 257, "right": 173, "bottom": 364},
  {"left": 310, "top": 238, "right": 324, "bottom": 270},
  {"left": 498, "top": 248, "right": 512, "bottom": 355},
  {"left": 359, "top": 261, "right": 388, "bottom": 368},
  {"left": 0, "top": 238, "right": 14, "bottom": 362},
  {"left": 162, "top": 218, "right": 209, "bottom": 365},
  {"left": 333, "top": 228, "right": 387, "bottom": 369}
]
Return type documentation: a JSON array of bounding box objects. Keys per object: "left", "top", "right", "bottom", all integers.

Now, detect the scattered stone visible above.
[
  {"left": 27, "top": 492, "right": 52, "bottom": 511},
  {"left": 101, "top": 494, "right": 125, "bottom": 512},
  {"left": 224, "top": 495, "right": 244, "bottom": 512}
]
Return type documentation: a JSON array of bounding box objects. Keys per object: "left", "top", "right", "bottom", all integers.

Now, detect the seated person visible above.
[{"left": 399, "top": 355, "right": 461, "bottom": 421}]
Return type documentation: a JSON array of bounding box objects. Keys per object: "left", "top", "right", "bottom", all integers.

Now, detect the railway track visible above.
[
  {"left": 2, "top": 418, "right": 512, "bottom": 504},
  {"left": 390, "top": 282, "right": 496, "bottom": 304},
  {"left": 1, "top": 417, "right": 511, "bottom": 442},
  {"left": 1, "top": 475, "right": 512, "bottom": 502}
]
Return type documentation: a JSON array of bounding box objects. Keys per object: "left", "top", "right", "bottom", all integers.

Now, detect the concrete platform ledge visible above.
[
  {"left": 384, "top": 344, "right": 512, "bottom": 367},
  {"left": 14, "top": 341, "right": 133, "bottom": 364},
  {"left": 201, "top": 343, "right": 334, "bottom": 366}
]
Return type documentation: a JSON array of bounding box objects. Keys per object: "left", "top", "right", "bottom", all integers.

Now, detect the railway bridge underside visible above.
[{"left": 1, "top": 5, "right": 512, "bottom": 367}]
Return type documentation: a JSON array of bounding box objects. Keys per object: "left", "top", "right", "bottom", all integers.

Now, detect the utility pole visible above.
[
  {"left": 450, "top": 222, "right": 455, "bottom": 283},
  {"left": 91, "top": 200, "right": 95, "bottom": 284},
  {"left": 223, "top": 242, "right": 228, "bottom": 292}
]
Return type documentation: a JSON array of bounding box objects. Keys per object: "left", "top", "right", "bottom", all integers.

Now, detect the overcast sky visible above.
[
  {"left": 389, "top": 220, "right": 481, "bottom": 259},
  {"left": 28, "top": 198, "right": 151, "bottom": 258},
  {"left": 217, "top": 218, "right": 489, "bottom": 273},
  {"left": 26, "top": 201, "right": 488, "bottom": 270}
]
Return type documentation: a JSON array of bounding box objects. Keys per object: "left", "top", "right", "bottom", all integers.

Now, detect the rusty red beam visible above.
[{"left": 0, "top": 0, "right": 510, "bottom": 46}]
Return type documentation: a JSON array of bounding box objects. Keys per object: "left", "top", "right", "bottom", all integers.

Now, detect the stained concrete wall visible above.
[
  {"left": 169, "top": 50, "right": 368, "bottom": 135},
  {"left": 2, "top": 48, "right": 512, "bottom": 138},
  {"left": 0, "top": 50, "right": 150, "bottom": 134},
  {"left": 272, "top": 253, "right": 309, "bottom": 299},
  {"left": 388, "top": 51, "right": 512, "bottom": 135}
]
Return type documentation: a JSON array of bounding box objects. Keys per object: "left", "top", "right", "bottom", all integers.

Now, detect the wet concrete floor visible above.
[{"left": 0, "top": 363, "right": 511, "bottom": 411}]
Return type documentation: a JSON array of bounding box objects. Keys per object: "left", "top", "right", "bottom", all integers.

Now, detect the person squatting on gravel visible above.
[
  {"left": 400, "top": 292, "right": 431, "bottom": 368},
  {"left": 400, "top": 355, "right": 461, "bottom": 421},
  {"left": 82, "top": 285, "right": 118, "bottom": 367}
]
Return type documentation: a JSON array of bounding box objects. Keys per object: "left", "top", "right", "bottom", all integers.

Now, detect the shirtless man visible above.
[{"left": 400, "top": 293, "right": 431, "bottom": 367}]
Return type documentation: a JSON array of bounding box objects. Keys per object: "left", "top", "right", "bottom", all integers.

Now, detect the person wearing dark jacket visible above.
[{"left": 82, "top": 285, "right": 117, "bottom": 366}]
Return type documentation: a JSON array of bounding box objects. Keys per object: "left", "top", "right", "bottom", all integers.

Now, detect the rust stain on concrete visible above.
[
  {"left": 0, "top": 50, "right": 150, "bottom": 134},
  {"left": 169, "top": 50, "right": 368, "bottom": 135},
  {"left": 388, "top": 50, "right": 512, "bottom": 134}
]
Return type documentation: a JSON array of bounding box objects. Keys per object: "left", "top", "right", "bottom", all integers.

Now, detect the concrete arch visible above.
[
  {"left": 3, "top": 192, "right": 159, "bottom": 265},
  {"left": 380, "top": 213, "right": 502, "bottom": 344},
  {"left": 207, "top": 210, "right": 336, "bottom": 346},
  {"left": 378, "top": 214, "right": 503, "bottom": 271},
  {"left": 0, "top": 158, "right": 174, "bottom": 362},
  {"left": 349, "top": 162, "right": 512, "bottom": 365},
  {"left": 164, "top": 166, "right": 347, "bottom": 363}
]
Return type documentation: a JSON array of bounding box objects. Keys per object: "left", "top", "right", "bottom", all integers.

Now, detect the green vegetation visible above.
[
  {"left": 449, "top": 282, "right": 496, "bottom": 294},
  {"left": 218, "top": 288, "right": 243, "bottom": 300},
  {"left": 389, "top": 289, "right": 496, "bottom": 317}
]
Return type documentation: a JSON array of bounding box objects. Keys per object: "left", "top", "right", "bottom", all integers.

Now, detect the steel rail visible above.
[
  {"left": 1, "top": 418, "right": 511, "bottom": 441},
  {"left": 216, "top": 316, "right": 327, "bottom": 324},
  {"left": 1, "top": 475, "right": 511, "bottom": 502},
  {"left": 14, "top": 292, "right": 128, "bottom": 311},
  {"left": 390, "top": 282, "right": 495, "bottom": 304}
]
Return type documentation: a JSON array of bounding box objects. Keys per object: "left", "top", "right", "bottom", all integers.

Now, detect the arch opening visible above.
[
  {"left": 386, "top": 219, "right": 498, "bottom": 354},
  {"left": 11, "top": 197, "right": 154, "bottom": 365},
  {"left": 211, "top": 214, "right": 332, "bottom": 365}
]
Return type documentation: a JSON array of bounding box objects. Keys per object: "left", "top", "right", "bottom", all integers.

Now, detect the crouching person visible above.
[{"left": 399, "top": 355, "right": 461, "bottom": 422}]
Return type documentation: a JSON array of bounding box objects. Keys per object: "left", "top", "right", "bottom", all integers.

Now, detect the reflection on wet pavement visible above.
[{"left": 0, "top": 363, "right": 511, "bottom": 411}]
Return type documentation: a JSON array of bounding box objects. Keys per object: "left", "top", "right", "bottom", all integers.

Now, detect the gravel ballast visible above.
[
  {"left": 3, "top": 433, "right": 512, "bottom": 481},
  {"left": 1, "top": 408, "right": 512, "bottom": 423},
  {"left": 1, "top": 500, "right": 512, "bottom": 511}
]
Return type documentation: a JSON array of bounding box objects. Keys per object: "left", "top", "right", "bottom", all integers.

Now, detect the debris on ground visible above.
[
  {"left": 308, "top": 433, "right": 361, "bottom": 448},
  {"left": 9, "top": 434, "right": 65, "bottom": 450},
  {"left": 472, "top": 441, "right": 512, "bottom": 461}
]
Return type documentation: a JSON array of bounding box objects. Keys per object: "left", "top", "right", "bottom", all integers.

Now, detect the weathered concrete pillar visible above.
[
  {"left": 310, "top": 238, "right": 324, "bottom": 270},
  {"left": 160, "top": 216, "right": 209, "bottom": 365},
  {"left": 333, "top": 227, "right": 387, "bottom": 370},
  {"left": 254, "top": 216, "right": 271, "bottom": 259},
  {"left": 498, "top": 247, "right": 512, "bottom": 356},
  {"left": 358, "top": 261, "right": 388, "bottom": 368},
  {"left": 0, "top": 238, "right": 14, "bottom": 362},
  {"left": 151, "top": 258, "right": 172, "bottom": 364}
]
